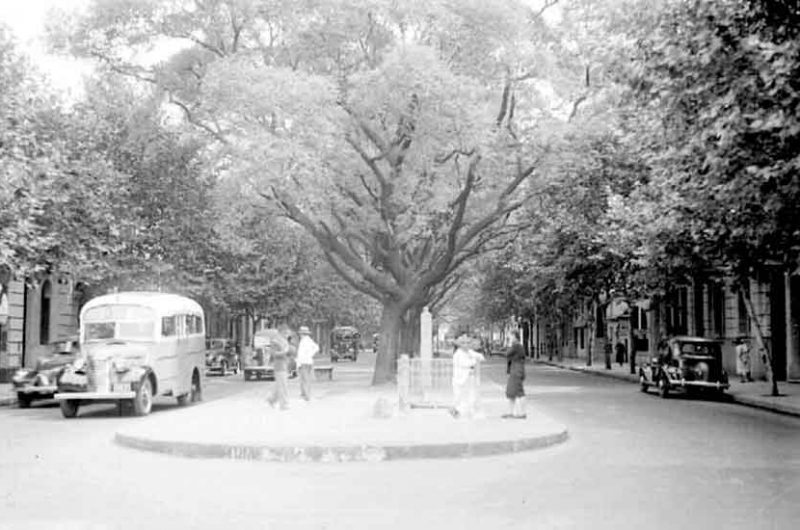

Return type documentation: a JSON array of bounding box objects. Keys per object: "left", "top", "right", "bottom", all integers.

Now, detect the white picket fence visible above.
[{"left": 396, "top": 354, "right": 482, "bottom": 409}]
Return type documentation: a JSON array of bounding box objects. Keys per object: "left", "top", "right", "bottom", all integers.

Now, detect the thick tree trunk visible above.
[
  {"left": 373, "top": 303, "right": 405, "bottom": 385},
  {"left": 400, "top": 307, "right": 421, "bottom": 357}
]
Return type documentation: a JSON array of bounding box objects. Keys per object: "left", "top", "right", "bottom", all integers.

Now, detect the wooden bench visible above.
[{"left": 314, "top": 365, "right": 334, "bottom": 380}]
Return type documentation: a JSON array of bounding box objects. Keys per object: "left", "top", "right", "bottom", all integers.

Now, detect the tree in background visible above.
[
  {"left": 0, "top": 25, "right": 127, "bottom": 284},
  {"left": 620, "top": 0, "right": 800, "bottom": 394}
]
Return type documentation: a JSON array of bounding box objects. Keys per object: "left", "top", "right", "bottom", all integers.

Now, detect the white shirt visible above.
[
  {"left": 452, "top": 347, "right": 484, "bottom": 385},
  {"left": 296, "top": 335, "right": 319, "bottom": 366}
]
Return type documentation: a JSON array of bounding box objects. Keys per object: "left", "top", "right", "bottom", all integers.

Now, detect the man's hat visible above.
[
  {"left": 454, "top": 335, "right": 474, "bottom": 348},
  {"left": 298, "top": 326, "right": 311, "bottom": 335}
]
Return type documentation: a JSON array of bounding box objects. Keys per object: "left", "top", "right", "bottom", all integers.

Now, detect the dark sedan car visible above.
[
  {"left": 639, "top": 336, "right": 730, "bottom": 399},
  {"left": 205, "top": 337, "right": 240, "bottom": 376},
  {"left": 12, "top": 339, "right": 80, "bottom": 408}
]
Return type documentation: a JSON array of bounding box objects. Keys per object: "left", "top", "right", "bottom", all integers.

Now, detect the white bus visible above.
[{"left": 55, "top": 291, "right": 205, "bottom": 418}]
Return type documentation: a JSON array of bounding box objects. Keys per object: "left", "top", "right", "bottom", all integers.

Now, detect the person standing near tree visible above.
[
  {"left": 266, "top": 328, "right": 291, "bottom": 410},
  {"left": 736, "top": 336, "right": 752, "bottom": 383},
  {"left": 295, "top": 326, "right": 319, "bottom": 401},
  {"left": 450, "top": 335, "right": 485, "bottom": 419},
  {"left": 503, "top": 331, "right": 527, "bottom": 419}
]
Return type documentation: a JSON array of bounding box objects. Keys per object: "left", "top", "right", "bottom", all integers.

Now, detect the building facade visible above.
[
  {"left": 529, "top": 270, "right": 800, "bottom": 383},
  {"left": 0, "top": 276, "right": 84, "bottom": 382}
]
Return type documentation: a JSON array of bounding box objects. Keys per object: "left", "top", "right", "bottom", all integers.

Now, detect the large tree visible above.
[{"left": 55, "top": 0, "right": 574, "bottom": 383}]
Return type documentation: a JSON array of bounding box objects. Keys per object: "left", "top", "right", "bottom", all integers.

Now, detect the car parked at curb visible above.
[
  {"left": 12, "top": 338, "right": 80, "bottom": 408},
  {"left": 639, "top": 336, "right": 729, "bottom": 399},
  {"left": 205, "top": 337, "right": 240, "bottom": 376}
]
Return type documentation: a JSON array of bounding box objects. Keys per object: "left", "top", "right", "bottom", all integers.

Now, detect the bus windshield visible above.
[{"left": 83, "top": 305, "right": 155, "bottom": 342}]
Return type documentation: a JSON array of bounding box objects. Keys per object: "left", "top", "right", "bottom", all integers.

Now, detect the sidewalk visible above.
[
  {"left": 534, "top": 357, "right": 800, "bottom": 417},
  {"left": 116, "top": 385, "right": 567, "bottom": 462}
]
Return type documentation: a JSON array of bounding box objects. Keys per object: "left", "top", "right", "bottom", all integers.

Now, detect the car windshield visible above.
[
  {"left": 679, "top": 342, "right": 720, "bottom": 356},
  {"left": 83, "top": 305, "right": 155, "bottom": 342}
]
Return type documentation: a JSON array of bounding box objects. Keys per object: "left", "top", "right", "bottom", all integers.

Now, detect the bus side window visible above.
[
  {"left": 196, "top": 315, "right": 204, "bottom": 336},
  {"left": 162, "top": 316, "right": 177, "bottom": 337},
  {"left": 184, "top": 314, "right": 197, "bottom": 336}
]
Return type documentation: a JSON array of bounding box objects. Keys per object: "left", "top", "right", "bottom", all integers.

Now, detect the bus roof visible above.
[{"left": 80, "top": 291, "right": 203, "bottom": 318}]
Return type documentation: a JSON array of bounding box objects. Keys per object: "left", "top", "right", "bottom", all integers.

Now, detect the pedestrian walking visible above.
[
  {"left": 450, "top": 335, "right": 485, "bottom": 419},
  {"left": 503, "top": 331, "right": 527, "bottom": 419},
  {"left": 296, "top": 325, "right": 319, "bottom": 401},
  {"left": 735, "top": 336, "right": 752, "bottom": 383},
  {"left": 615, "top": 341, "right": 626, "bottom": 366},
  {"left": 265, "top": 328, "right": 291, "bottom": 410}
]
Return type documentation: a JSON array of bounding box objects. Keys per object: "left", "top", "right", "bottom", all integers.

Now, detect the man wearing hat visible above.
[{"left": 295, "top": 325, "right": 319, "bottom": 401}]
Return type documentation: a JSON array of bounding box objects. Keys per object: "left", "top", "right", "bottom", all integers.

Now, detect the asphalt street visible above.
[{"left": 0, "top": 356, "right": 798, "bottom": 530}]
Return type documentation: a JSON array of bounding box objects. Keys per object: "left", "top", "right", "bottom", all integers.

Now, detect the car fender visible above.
[{"left": 123, "top": 366, "right": 155, "bottom": 392}]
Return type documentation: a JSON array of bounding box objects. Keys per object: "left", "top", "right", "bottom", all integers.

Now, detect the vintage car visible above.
[
  {"left": 330, "top": 326, "right": 360, "bottom": 362},
  {"left": 639, "top": 336, "right": 730, "bottom": 398},
  {"left": 205, "top": 337, "right": 240, "bottom": 376},
  {"left": 12, "top": 339, "right": 80, "bottom": 408},
  {"left": 244, "top": 329, "right": 296, "bottom": 381}
]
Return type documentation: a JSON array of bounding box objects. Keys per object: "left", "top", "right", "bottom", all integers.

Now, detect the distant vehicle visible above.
[
  {"left": 330, "top": 326, "right": 360, "bottom": 362},
  {"left": 639, "top": 336, "right": 730, "bottom": 399},
  {"left": 55, "top": 292, "right": 205, "bottom": 418},
  {"left": 245, "top": 329, "right": 296, "bottom": 381},
  {"left": 12, "top": 338, "right": 80, "bottom": 408},
  {"left": 205, "top": 337, "right": 240, "bottom": 376}
]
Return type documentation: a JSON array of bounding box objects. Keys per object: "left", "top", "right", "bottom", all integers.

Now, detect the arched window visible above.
[{"left": 40, "top": 280, "right": 51, "bottom": 345}]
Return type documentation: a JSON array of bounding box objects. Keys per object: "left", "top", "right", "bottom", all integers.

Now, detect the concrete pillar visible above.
[{"left": 420, "top": 306, "right": 432, "bottom": 389}]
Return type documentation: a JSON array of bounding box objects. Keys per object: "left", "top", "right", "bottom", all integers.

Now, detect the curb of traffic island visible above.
[{"left": 114, "top": 428, "right": 569, "bottom": 463}]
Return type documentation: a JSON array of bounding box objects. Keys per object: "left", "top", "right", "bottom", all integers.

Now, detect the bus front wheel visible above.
[{"left": 133, "top": 376, "right": 153, "bottom": 416}]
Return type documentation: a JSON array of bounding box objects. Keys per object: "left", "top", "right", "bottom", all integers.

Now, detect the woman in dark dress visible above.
[{"left": 503, "top": 331, "right": 526, "bottom": 419}]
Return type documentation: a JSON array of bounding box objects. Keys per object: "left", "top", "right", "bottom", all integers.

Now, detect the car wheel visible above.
[
  {"left": 17, "top": 393, "right": 32, "bottom": 408},
  {"left": 60, "top": 399, "right": 80, "bottom": 418},
  {"left": 133, "top": 376, "right": 154, "bottom": 416},
  {"left": 639, "top": 376, "right": 649, "bottom": 393},
  {"left": 658, "top": 377, "right": 670, "bottom": 399}
]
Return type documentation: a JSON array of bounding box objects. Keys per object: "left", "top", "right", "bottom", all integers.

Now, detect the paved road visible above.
[{"left": 1, "top": 357, "right": 798, "bottom": 530}]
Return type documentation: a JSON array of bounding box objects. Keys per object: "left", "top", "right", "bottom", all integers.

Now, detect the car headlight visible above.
[
  {"left": 12, "top": 369, "right": 31, "bottom": 382},
  {"left": 113, "top": 359, "right": 130, "bottom": 373}
]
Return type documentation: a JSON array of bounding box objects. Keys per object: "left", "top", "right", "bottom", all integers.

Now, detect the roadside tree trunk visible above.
[
  {"left": 373, "top": 302, "right": 406, "bottom": 385},
  {"left": 739, "top": 280, "right": 780, "bottom": 397}
]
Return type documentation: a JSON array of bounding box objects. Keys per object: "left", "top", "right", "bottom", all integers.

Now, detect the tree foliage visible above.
[{"left": 55, "top": 0, "right": 579, "bottom": 383}]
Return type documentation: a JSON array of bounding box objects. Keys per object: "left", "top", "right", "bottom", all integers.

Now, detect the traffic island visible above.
[{"left": 113, "top": 387, "right": 568, "bottom": 462}]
